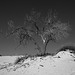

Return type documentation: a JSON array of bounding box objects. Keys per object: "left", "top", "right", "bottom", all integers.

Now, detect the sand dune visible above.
[{"left": 0, "top": 49, "right": 75, "bottom": 75}]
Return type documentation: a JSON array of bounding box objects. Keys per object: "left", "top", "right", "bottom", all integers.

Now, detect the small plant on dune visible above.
[{"left": 6, "top": 9, "right": 71, "bottom": 55}]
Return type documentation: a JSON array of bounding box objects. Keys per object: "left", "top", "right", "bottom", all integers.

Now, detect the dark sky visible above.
[{"left": 0, "top": 1, "right": 75, "bottom": 56}]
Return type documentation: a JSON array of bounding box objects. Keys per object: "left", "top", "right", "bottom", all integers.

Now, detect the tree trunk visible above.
[
  {"left": 42, "top": 39, "right": 50, "bottom": 54},
  {"left": 42, "top": 42, "right": 47, "bottom": 54}
]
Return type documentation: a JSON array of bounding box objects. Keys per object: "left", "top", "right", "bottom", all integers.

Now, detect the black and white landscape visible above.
[{"left": 0, "top": 1, "right": 75, "bottom": 75}]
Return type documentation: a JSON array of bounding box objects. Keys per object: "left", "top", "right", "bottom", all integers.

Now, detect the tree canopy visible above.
[{"left": 6, "top": 9, "right": 71, "bottom": 54}]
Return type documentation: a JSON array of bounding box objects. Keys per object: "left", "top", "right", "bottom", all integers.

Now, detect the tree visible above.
[{"left": 6, "top": 9, "right": 71, "bottom": 55}]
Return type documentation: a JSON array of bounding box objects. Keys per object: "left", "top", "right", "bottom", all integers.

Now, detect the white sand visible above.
[{"left": 0, "top": 50, "right": 75, "bottom": 75}]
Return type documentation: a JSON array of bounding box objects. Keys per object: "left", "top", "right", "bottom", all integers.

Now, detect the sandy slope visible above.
[{"left": 0, "top": 50, "right": 75, "bottom": 75}]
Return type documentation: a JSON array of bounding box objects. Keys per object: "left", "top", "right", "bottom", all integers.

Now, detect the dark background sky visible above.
[{"left": 0, "top": 1, "right": 75, "bottom": 56}]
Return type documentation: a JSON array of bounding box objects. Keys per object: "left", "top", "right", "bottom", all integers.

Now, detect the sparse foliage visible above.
[{"left": 6, "top": 9, "right": 71, "bottom": 54}]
